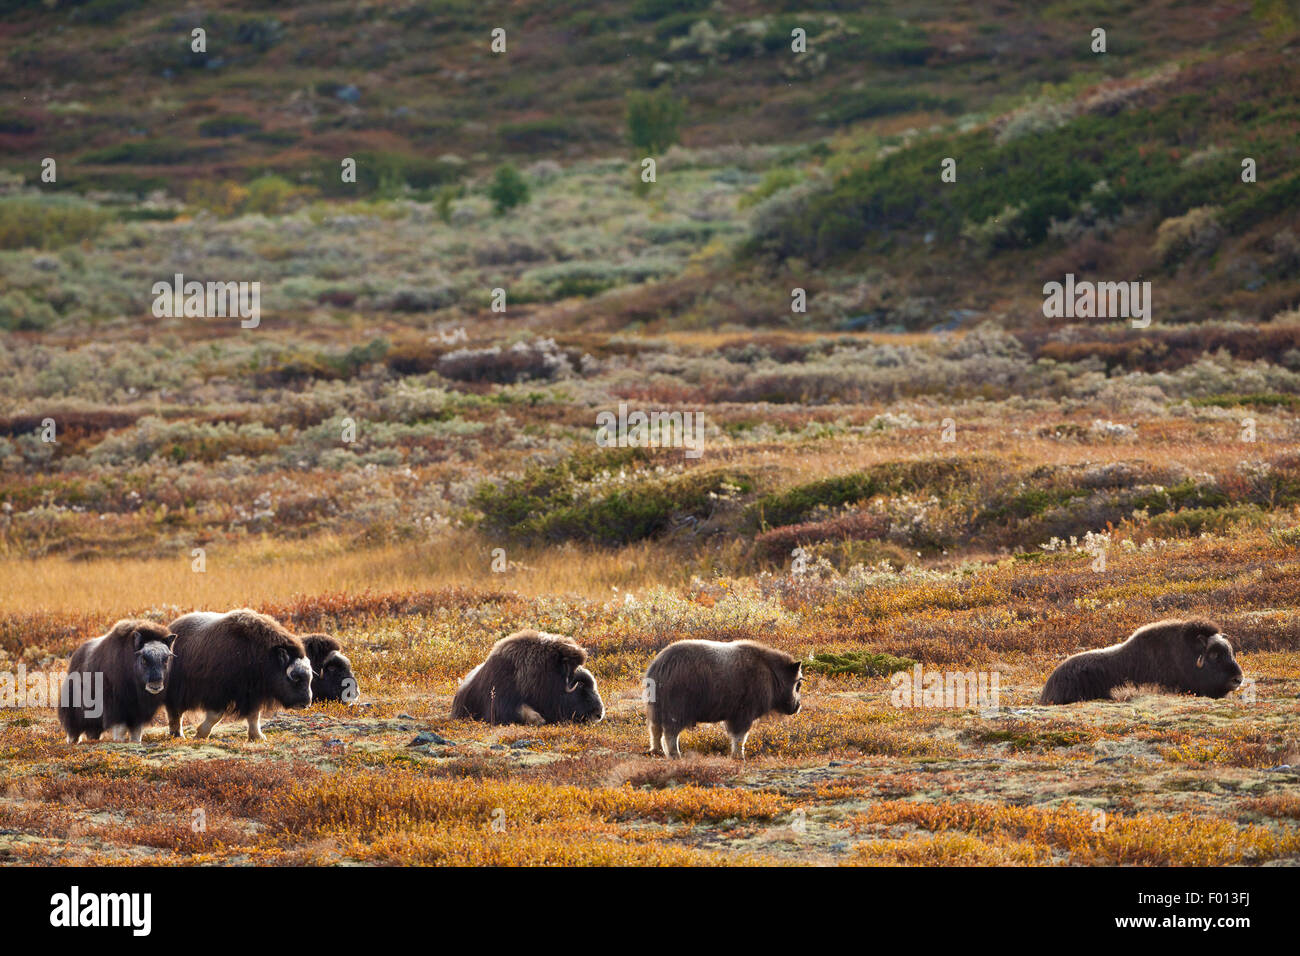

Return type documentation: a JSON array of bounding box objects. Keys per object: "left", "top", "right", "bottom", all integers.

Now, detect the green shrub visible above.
[
  {"left": 81, "top": 139, "right": 213, "bottom": 165},
  {"left": 487, "top": 164, "right": 530, "bottom": 215},
  {"left": 804, "top": 650, "right": 917, "bottom": 678},
  {"left": 750, "top": 456, "right": 987, "bottom": 528},
  {"left": 820, "top": 89, "right": 961, "bottom": 124},
  {"left": 626, "top": 90, "right": 684, "bottom": 156},
  {"left": 0, "top": 196, "right": 109, "bottom": 250},
  {"left": 198, "top": 114, "right": 263, "bottom": 138},
  {"left": 473, "top": 451, "right": 751, "bottom": 546},
  {"left": 243, "top": 174, "right": 300, "bottom": 215},
  {"left": 1147, "top": 505, "right": 1264, "bottom": 536}
]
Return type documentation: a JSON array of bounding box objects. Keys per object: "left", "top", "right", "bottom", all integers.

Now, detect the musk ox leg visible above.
[
  {"left": 246, "top": 711, "right": 265, "bottom": 742},
  {"left": 167, "top": 707, "right": 184, "bottom": 738},
  {"left": 128, "top": 726, "right": 144, "bottom": 744},
  {"left": 517, "top": 704, "right": 545, "bottom": 726},
  {"left": 647, "top": 718, "right": 663, "bottom": 756},
  {"left": 661, "top": 727, "right": 682, "bottom": 759},
  {"left": 726, "top": 721, "right": 751, "bottom": 760},
  {"left": 109, "top": 724, "right": 127, "bottom": 742},
  {"left": 65, "top": 731, "right": 80, "bottom": 744},
  {"left": 195, "top": 710, "right": 224, "bottom": 739}
]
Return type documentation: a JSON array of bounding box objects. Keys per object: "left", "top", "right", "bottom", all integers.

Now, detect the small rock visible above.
[
  {"left": 489, "top": 744, "right": 507, "bottom": 751},
  {"left": 510, "top": 740, "right": 534, "bottom": 750},
  {"left": 409, "top": 731, "right": 449, "bottom": 747}
]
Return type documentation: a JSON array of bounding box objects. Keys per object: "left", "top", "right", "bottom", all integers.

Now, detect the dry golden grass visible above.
[{"left": 0, "top": 530, "right": 694, "bottom": 619}]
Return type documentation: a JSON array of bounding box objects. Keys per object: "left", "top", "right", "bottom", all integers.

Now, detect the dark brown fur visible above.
[
  {"left": 1040, "top": 618, "right": 1243, "bottom": 704},
  {"left": 301, "top": 633, "right": 359, "bottom": 703},
  {"left": 164, "top": 609, "right": 313, "bottom": 740},
  {"left": 57, "top": 619, "right": 176, "bottom": 743},
  {"left": 451, "top": 629, "right": 604, "bottom": 725},
  {"left": 644, "top": 639, "right": 803, "bottom": 759}
]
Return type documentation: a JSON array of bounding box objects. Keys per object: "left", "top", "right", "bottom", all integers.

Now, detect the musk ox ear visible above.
[
  {"left": 275, "top": 646, "right": 292, "bottom": 667},
  {"left": 162, "top": 632, "right": 177, "bottom": 649},
  {"left": 131, "top": 629, "right": 145, "bottom": 651},
  {"left": 1184, "top": 626, "right": 1211, "bottom": 663}
]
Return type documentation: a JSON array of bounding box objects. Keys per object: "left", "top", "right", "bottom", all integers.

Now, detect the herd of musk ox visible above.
[{"left": 56, "top": 611, "right": 1244, "bottom": 758}]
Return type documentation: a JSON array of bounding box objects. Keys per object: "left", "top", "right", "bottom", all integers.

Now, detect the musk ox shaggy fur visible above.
[
  {"left": 301, "top": 634, "right": 359, "bottom": 703},
  {"left": 1040, "top": 618, "right": 1244, "bottom": 705},
  {"left": 451, "top": 629, "right": 604, "bottom": 725},
  {"left": 57, "top": 619, "right": 177, "bottom": 744},
  {"left": 164, "top": 609, "right": 314, "bottom": 741},
  {"left": 644, "top": 639, "right": 803, "bottom": 759}
]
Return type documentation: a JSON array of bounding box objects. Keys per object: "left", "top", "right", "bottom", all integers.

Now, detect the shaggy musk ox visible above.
[
  {"left": 301, "top": 634, "right": 359, "bottom": 703},
  {"left": 645, "top": 639, "right": 803, "bottom": 759},
  {"left": 57, "top": 620, "right": 176, "bottom": 744},
  {"left": 451, "top": 629, "right": 604, "bottom": 725},
  {"left": 164, "top": 609, "right": 313, "bottom": 741},
  {"left": 1040, "top": 618, "right": 1244, "bottom": 705}
]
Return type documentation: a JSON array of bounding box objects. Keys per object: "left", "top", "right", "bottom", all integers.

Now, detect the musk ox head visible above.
[
  {"left": 301, "top": 634, "right": 358, "bottom": 704},
  {"left": 272, "top": 643, "right": 314, "bottom": 709},
  {"left": 559, "top": 666, "right": 604, "bottom": 723},
  {"left": 777, "top": 659, "right": 804, "bottom": 715},
  {"left": 132, "top": 624, "right": 177, "bottom": 696},
  {"left": 1180, "top": 622, "right": 1243, "bottom": 698}
]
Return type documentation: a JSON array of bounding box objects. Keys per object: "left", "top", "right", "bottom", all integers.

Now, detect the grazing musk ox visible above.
[
  {"left": 164, "top": 609, "right": 313, "bottom": 741},
  {"left": 1040, "top": 618, "right": 1244, "bottom": 705},
  {"left": 644, "top": 639, "right": 803, "bottom": 759},
  {"left": 300, "top": 634, "right": 359, "bottom": 703},
  {"left": 451, "top": 629, "right": 604, "bottom": 725},
  {"left": 57, "top": 620, "right": 177, "bottom": 744}
]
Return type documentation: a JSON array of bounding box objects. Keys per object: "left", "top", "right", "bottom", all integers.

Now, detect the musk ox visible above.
[
  {"left": 1040, "top": 618, "right": 1244, "bottom": 705},
  {"left": 301, "top": 634, "right": 359, "bottom": 703},
  {"left": 451, "top": 629, "right": 604, "bottom": 725},
  {"left": 644, "top": 639, "right": 803, "bottom": 759},
  {"left": 57, "top": 620, "right": 177, "bottom": 744},
  {"left": 164, "top": 609, "right": 313, "bottom": 741}
]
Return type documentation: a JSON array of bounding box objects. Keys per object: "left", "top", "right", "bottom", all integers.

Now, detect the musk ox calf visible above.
[
  {"left": 164, "top": 609, "right": 313, "bottom": 741},
  {"left": 301, "top": 634, "right": 359, "bottom": 703},
  {"left": 645, "top": 639, "right": 803, "bottom": 759},
  {"left": 57, "top": 620, "right": 177, "bottom": 744},
  {"left": 451, "top": 629, "right": 604, "bottom": 725},
  {"left": 1040, "top": 618, "right": 1244, "bottom": 705}
]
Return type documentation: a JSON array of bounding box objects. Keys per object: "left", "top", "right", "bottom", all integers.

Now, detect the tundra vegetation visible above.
[{"left": 0, "top": 0, "right": 1298, "bottom": 865}]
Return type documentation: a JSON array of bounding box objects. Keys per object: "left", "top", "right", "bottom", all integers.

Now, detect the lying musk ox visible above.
[
  {"left": 645, "top": 639, "right": 803, "bottom": 759},
  {"left": 164, "top": 609, "right": 313, "bottom": 741},
  {"left": 58, "top": 620, "right": 177, "bottom": 744},
  {"left": 1040, "top": 618, "right": 1243, "bottom": 705},
  {"left": 301, "top": 634, "right": 359, "bottom": 703},
  {"left": 451, "top": 629, "right": 604, "bottom": 725}
]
